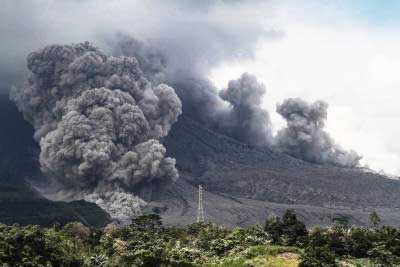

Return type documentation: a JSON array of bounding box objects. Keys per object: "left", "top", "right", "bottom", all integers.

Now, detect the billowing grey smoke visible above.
[
  {"left": 112, "top": 37, "right": 361, "bottom": 163},
  {"left": 111, "top": 35, "right": 275, "bottom": 146},
  {"left": 0, "top": 0, "right": 280, "bottom": 147},
  {"left": 219, "top": 73, "right": 273, "bottom": 146},
  {"left": 275, "top": 98, "right": 362, "bottom": 167},
  {"left": 11, "top": 42, "right": 181, "bottom": 222},
  {"left": 3, "top": 0, "right": 363, "bottom": 198},
  {"left": 40, "top": 88, "right": 178, "bottom": 186},
  {"left": 0, "top": 1, "right": 283, "bottom": 96}
]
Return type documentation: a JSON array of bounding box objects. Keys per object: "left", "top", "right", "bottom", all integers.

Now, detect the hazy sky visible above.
[
  {"left": 210, "top": 0, "right": 400, "bottom": 175},
  {"left": 1, "top": 0, "right": 400, "bottom": 175}
]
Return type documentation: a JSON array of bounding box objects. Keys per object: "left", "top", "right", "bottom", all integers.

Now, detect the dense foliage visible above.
[{"left": 0, "top": 210, "right": 399, "bottom": 266}]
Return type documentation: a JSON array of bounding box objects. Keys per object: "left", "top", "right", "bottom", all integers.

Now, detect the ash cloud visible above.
[
  {"left": 0, "top": 0, "right": 280, "bottom": 147},
  {"left": 11, "top": 43, "right": 181, "bottom": 223},
  {"left": 275, "top": 98, "right": 362, "bottom": 167},
  {"left": 110, "top": 35, "right": 275, "bottom": 146},
  {"left": 2, "top": 0, "right": 364, "bottom": 213},
  {"left": 109, "top": 30, "right": 361, "bottom": 167},
  {"left": 2, "top": 0, "right": 283, "bottom": 222},
  {"left": 1, "top": 0, "right": 279, "bottom": 147},
  {"left": 218, "top": 73, "right": 273, "bottom": 146},
  {"left": 0, "top": 0, "right": 278, "bottom": 92}
]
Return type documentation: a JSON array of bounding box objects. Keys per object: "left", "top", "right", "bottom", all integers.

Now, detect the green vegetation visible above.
[{"left": 1, "top": 210, "right": 400, "bottom": 266}]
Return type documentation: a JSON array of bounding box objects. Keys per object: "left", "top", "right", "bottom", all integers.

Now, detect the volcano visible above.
[
  {"left": 146, "top": 115, "right": 400, "bottom": 227},
  {"left": 1, "top": 94, "right": 400, "bottom": 227}
]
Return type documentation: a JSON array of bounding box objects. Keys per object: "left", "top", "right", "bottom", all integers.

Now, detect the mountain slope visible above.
[
  {"left": 143, "top": 115, "right": 400, "bottom": 226},
  {"left": 2, "top": 94, "right": 400, "bottom": 227}
]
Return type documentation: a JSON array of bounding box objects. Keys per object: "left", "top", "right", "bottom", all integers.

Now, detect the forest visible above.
[{"left": 0, "top": 210, "right": 398, "bottom": 267}]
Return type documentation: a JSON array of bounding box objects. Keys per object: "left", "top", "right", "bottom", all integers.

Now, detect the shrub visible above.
[
  {"left": 368, "top": 244, "right": 400, "bottom": 267},
  {"left": 265, "top": 210, "right": 308, "bottom": 246},
  {"left": 0, "top": 223, "right": 84, "bottom": 266},
  {"left": 130, "top": 214, "right": 163, "bottom": 230},
  {"left": 168, "top": 241, "right": 203, "bottom": 264},
  {"left": 265, "top": 216, "right": 283, "bottom": 244},
  {"left": 299, "top": 245, "right": 338, "bottom": 267}
]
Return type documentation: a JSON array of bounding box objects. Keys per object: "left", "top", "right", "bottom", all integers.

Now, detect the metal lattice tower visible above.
[{"left": 197, "top": 185, "right": 205, "bottom": 223}]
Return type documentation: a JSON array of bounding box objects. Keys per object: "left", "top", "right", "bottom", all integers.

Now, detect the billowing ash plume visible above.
[
  {"left": 112, "top": 36, "right": 361, "bottom": 161},
  {"left": 218, "top": 73, "right": 273, "bottom": 146},
  {"left": 85, "top": 190, "right": 146, "bottom": 223},
  {"left": 0, "top": 0, "right": 280, "bottom": 147},
  {"left": 275, "top": 98, "right": 362, "bottom": 167},
  {"left": 3, "top": 1, "right": 363, "bottom": 205},
  {"left": 11, "top": 42, "right": 181, "bottom": 222},
  {"left": 111, "top": 35, "right": 274, "bottom": 146},
  {"left": 110, "top": 35, "right": 227, "bottom": 123}
]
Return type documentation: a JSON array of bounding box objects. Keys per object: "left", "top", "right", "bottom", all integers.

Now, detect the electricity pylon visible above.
[{"left": 197, "top": 185, "right": 205, "bottom": 223}]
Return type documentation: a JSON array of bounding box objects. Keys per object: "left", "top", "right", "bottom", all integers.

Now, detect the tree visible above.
[
  {"left": 308, "top": 227, "right": 328, "bottom": 247},
  {"left": 131, "top": 214, "right": 163, "bottom": 230},
  {"left": 327, "top": 225, "right": 348, "bottom": 256},
  {"left": 264, "top": 216, "right": 283, "bottom": 243},
  {"left": 264, "top": 210, "right": 308, "bottom": 245},
  {"left": 368, "top": 244, "right": 400, "bottom": 267},
  {"left": 347, "top": 227, "right": 374, "bottom": 258},
  {"left": 0, "top": 224, "right": 84, "bottom": 266},
  {"left": 62, "top": 222, "right": 91, "bottom": 244},
  {"left": 281, "top": 209, "right": 308, "bottom": 245},
  {"left": 370, "top": 211, "right": 381, "bottom": 228},
  {"left": 299, "top": 245, "right": 338, "bottom": 267}
]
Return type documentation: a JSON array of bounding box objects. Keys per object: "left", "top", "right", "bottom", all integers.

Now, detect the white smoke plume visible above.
[
  {"left": 275, "top": 98, "right": 362, "bottom": 168},
  {"left": 11, "top": 42, "right": 181, "bottom": 223}
]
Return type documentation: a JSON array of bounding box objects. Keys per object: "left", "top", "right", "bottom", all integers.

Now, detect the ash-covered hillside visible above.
[
  {"left": 166, "top": 116, "right": 400, "bottom": 208},
  {"left": 2, "top": 93, "right": 400, "bottom": 227},
  {"left": 142, "top": 115, "right": 400, "bottom": 227}
]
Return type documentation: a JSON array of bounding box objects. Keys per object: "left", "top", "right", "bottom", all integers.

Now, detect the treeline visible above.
[{"left": 0, "top": 211, "right": 399, "bottom": 266}]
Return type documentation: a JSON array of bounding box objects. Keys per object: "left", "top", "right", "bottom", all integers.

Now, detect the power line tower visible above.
[{"left": 197, "top": 185, "right": 205, "bottom": 223}]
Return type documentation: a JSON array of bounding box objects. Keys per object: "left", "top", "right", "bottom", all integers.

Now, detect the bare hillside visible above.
[{"left": 143, "top": 115, "right": 400, "bottom": 226}]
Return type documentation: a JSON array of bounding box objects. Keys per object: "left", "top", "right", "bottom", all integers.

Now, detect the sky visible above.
[
  {"left": 209, "top": 0, "right": 400, "bottom": 175},
  {"left": 1, "top": 0, "right": 400, "bottom": 175}
]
